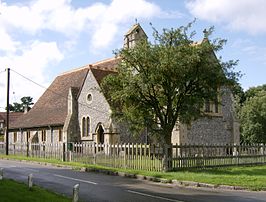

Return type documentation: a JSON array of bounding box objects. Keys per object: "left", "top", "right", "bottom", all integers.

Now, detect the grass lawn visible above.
[
  {"left": 134, "top": 166, "right": 266, "bottom": 191},
  {"left": 0, "top": 178, "right": 71, "bottom": 202},
  {"left": 1, "top": 154, "right": 266, "bottom": 191}
]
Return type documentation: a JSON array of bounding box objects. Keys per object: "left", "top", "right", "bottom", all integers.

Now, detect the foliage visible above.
[
  {"left": 231, "top": 82, "right": 245, "bottom": 119},
  {"left": 102, "top": 22, "right": 239, "bottom": 144},
  {"left": 245, "top": 84, "right": 266, "bottom": 100},
  {"left": 240, "top": 86, "right": 266, "bottom": 143},
  {"left": 7, "top": 96, "right": 34, "bottom": 112}
]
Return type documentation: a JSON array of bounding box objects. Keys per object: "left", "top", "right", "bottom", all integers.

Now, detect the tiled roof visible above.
[
  {"left": 0, "top": 112, "right": 23, "bottom": 125},
  {"left": 10, "top": 57, "right": 120, "bottom": 130},
  {"left": 90, "top": 57, "right": 120, "bottom": 85}
]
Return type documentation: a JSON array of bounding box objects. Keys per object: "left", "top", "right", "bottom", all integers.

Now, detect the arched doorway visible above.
[{"left": 96, "top": 124, "right": 104, "bottom": 144}]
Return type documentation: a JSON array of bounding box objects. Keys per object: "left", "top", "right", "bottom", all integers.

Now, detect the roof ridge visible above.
[
  {"left": 91, "top": 57, "right": 117, "bottom": 66},
  {"left": 90, "top": 66, "right": 117, "bottom": 72},
  {"left": 58, "top": 57, "right": 117, "bottom": 76},
  {"left": 59, "top": 64, "right": 91, "bottom": 76}
]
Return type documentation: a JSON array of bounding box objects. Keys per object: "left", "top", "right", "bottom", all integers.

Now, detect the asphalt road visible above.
[{"left": 0, "top": 159, "right": 266, "bottom": 202}]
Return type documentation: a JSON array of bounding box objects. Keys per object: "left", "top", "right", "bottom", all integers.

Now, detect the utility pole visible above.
[{"left": 6, "top": 68, "right": 10, "bottom": 155}]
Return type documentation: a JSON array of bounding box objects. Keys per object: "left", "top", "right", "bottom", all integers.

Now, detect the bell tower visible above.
[{"left": 123, "top": 23, "right": 147, "bottom": 49}]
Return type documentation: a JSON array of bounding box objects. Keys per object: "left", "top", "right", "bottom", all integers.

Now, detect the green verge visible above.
[
  {"left": 0, "top": 178, "right": 71, "bottom": 202},
  {"left": 1, "top": 154, "right": 266, "bottom": 191}
]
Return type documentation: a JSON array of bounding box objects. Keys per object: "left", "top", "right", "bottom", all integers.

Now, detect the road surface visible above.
[{"left": 0, "top": 159, "right": 266, "bottom": 202}]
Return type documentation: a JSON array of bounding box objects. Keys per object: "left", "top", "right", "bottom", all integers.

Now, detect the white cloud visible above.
[
  {"left": 0, "top": 41, "right": 63, "bottom": 110},
  {"left": 0, "top": 0, "right": 163, "bottom": 48},
  {"left": 0, "top": 0, "right": 179, "bottom": 110},
  {"left": 186, "top": 0, "right": 266, "bottom": 34},
  {"left": 0, "top": 30, "right": 20, "bottom": 52},
  {"left": 89, "top": 0, "right": 161, "bottom": 49}
]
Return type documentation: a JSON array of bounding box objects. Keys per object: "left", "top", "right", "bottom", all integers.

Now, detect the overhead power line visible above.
[
  {"left": 0, "top": 69, "right": 6, "bottom": 74},
  {"left": 11, "top": 69, "right": 49, "bottom": 91}
]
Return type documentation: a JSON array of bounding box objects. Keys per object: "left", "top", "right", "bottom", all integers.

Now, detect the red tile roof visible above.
[{"left": 10, "top": 57, "right": 120, "bottom": 129}]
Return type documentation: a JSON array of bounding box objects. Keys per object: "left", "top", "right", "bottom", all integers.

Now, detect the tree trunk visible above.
[{"left": 162, "top": 131, "right": 173, "bottom": 172}]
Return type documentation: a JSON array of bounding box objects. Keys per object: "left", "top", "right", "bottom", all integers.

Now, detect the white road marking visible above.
[
  {"left": 54, "top": 174, "right": 98, "bottom": 185},
  {"left": 22, "top": 168, "right": 39, "bottom": 172},
  {"left": 0, "top": 165, "right": 17, "bottom": 168},
  {"left": 127, "top": 190, "right": 184, "bottom": 202}
]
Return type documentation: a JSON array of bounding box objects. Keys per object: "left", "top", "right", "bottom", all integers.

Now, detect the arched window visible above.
[
  {"left": 86, "top": 117, "right": 90, "bottom": 136},
  {"left": 82, "top": 117, "right": 86, "bottom": 137},
  {"left": 82, "top": 117, "right": 90, "bottom": 137}
]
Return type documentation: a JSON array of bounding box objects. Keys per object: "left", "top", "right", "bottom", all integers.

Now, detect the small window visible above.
[
  {"left": 87, "top": 94, "right": 92, "bottom": 103},
  {"left": 59, "top": 129, "right": 62, "bottom": 142},
  {"left": 82, "top": 116, "right": 90, "bottom": 137},
  {"left": 41, "top": 130, "right": 46, "bottom": 142},
  {"left": 26, "top": 131, "right": 30, "bottom": 142},
  {"left": 82, "top": 117, "right": 86, "bottom": 137},
  {"left": 14, "top": 132, "right": 17, "bottom": 143},
  {"left": 86, "top": 117, "right": 90, "bottom": 136},
  {"left": 204, "top": 97, "right": 220, "bottom": 115}
]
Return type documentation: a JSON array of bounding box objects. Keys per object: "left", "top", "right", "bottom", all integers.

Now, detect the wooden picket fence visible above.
[
  {"left": 0, "top": 142, "right": 64, "bottom": 160},
  {"left": 70, "top": 142, "right": 163, "bottom": 171},
  {"left": 1, "top": 142, "right": 266, "bottom": 171},
  {"left": 171, "top": 143, "right": 266, "bottom": 170}
]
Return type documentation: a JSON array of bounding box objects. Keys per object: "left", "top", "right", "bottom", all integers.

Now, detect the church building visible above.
[{"left": 9, "top": 24, "right": 240, "bottom": 146}]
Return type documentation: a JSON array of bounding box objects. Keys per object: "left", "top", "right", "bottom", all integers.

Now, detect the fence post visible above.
[
  {"left": 63, "top": 143, "right": 66, "bottom": 162},
  {"left": 0, "top": 168, "right": 3, "bottom": 180},
  {"left": 28, "top": 173, "right": 33, "bottom": 190},
  {"left": 93, "top": 142, "right": 96, "bottom": 165},
  {"left": 68, "top": 143, "right": 73, "bottom": 162},
  {"left": 260, "top": 143, "right": 264, "bottom": 155},
  {"left": 72, "top": 184, "right": 80, "bottom": 202},
  {"left": 162, "top": 144, "right": 171, "bottom": 172},
  {"left": 26, "top": 142, "right": 29, "bottom": 157},
  {"left": 123, "top": 143, "right": 127, "bottom": 169}
]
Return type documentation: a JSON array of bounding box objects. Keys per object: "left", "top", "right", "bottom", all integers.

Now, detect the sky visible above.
[{"left": 0, "top": 0, "right": 266, "bottom": 111}]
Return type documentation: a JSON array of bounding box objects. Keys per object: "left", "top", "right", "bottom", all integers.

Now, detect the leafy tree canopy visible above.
[
  {"left": 245, "top": 84, "right": 266, "bottom": 101},
  {"left": 8, "top": 96, "right": 34, "bottom": 112},
  {"left": 102, "top": 22, "right": 239, "bottom": 145},
  {"left": 240, "top": 85, "right": 266, "bottom": 143}
]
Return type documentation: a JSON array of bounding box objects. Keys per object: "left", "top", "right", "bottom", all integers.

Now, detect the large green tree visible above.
[
  {"left": 102, "top": 22, "right": 238, "bottom": 146},
  {"left": 240, "top": 86, "right": 266, "bottom": 143},
  {"left": 8, "top": 96, "right": 34, "bottom": 112}
]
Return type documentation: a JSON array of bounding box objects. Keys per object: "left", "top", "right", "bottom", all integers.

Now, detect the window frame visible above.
[
  {"left": 13, "top": 132, "right": 17, "bottom": 143},
  {"left": 41, "top": 130, "right": 46, "bottom": 142},
  {"left": 58, "top": 129, "right": 62, "bottom": 142},
  {"left": 81, "top": 116, "right": 91, "bottom": 137}
]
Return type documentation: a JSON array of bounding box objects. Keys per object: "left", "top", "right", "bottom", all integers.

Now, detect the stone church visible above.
[{"left": 8, "top": 24, "right": 240, "bottom": 146}]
